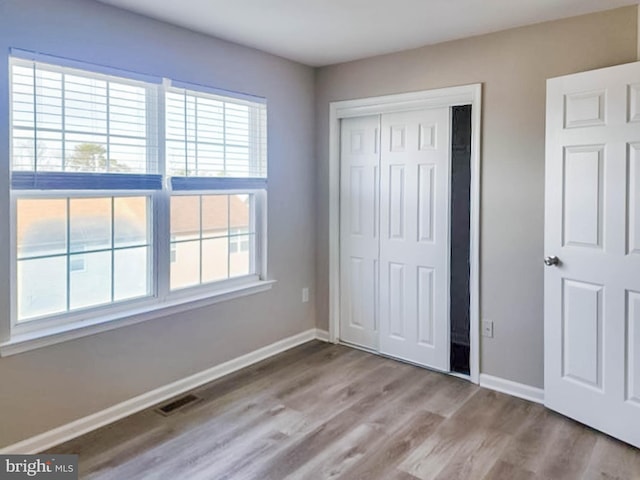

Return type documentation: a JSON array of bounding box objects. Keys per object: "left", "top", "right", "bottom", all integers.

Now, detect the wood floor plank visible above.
[
  {"left": 535, "top": 416, "right": 599, "bottom": 480},
  {"left": 582, "top": 435, "right": 640, "bottom": 480},
  {"left": 432, "top": 428, "right": 511, "bottom": 480},
  {"left": 417, "top": 373, "right": 478, "bottom": 418},
  {"left": 499, "top": 406, "right": 565, "bottom": 473},
  {"left": 338, "top": 410, "right": 444, "bottom": 480},
  {"left": 482, "top": 460, "right": 537, "bottom": 480},
  {"left": 398, "top": 388, "right": 513, "bottom": 479},
  {"left": 399, "top": 431, "right": 485, "bottom": 480},
  {"left": 43, "top": 341, "right": 640, "bottom": 480},
  {"left": 446, "top": 388, "right": 513, "bottom": 434},
  {"left": 281, "top": 422, "right": 380, "bottom": 479}
]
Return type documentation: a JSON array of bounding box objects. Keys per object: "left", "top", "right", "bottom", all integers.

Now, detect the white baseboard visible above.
[
  {"left": 479, "top": 373, "right": 544, "bottom": 404},
  {"left": 314, "top": 328, "right": 330, "bottom": 342},
  {"left": 1, "top": 328, "right": 325, "bottom": 455}
]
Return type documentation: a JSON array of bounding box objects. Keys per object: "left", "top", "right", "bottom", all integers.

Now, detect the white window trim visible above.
[{"left": 2, "top": 53, "right": 273, "bottom": 356}]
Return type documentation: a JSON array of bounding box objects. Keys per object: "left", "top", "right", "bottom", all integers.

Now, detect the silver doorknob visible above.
[{"left": 544, "top": 256, "right": 560, "bottom": 266}]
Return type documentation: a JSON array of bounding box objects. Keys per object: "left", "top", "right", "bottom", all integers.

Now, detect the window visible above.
[
  {"left": 8, "top": 52, "right": 268, "bottom": 341},
  {"left": 164, "top": 85, "right": 266, "bottom": 292}
]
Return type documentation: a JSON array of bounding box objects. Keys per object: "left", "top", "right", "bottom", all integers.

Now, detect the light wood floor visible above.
[{"left": 48, "top": 341, "right": 640, "bottom": 479}]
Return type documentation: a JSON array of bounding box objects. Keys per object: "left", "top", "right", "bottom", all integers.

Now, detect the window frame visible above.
[{"left": 2, "top": 52, "right": 272, "bottom": 353}]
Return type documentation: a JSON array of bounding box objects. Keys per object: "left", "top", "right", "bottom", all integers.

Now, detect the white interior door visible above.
[
  {"left": 378, "top": 108, "right": 451, "bottom": 371},
  {"left": 545, "top": 61, "right": 640, "bottom": 448},
  {"left": 339, "top": 115, "right": 380, "bottom": 349}
]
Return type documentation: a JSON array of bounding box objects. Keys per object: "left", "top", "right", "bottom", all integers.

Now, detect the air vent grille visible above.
[{"left": 155, "top": 394, "right": 202, "bottom": 416}]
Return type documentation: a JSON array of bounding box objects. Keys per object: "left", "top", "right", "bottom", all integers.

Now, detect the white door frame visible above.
[{"left": 328, "top": 84, "right": 482, "bottom": 384}]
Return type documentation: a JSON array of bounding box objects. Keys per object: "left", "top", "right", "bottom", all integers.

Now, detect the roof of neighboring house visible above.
[{"left": 171, "top": 195, "right": 250, "bottom": 236}]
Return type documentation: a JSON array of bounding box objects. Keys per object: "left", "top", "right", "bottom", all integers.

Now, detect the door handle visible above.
[{"left": 544, "top": 256, "right": 560, "bottom": 266}]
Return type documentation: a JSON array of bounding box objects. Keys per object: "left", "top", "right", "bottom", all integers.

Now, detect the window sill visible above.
[{"left": 0, "top": 279, "right": 276, "bottom": 357}]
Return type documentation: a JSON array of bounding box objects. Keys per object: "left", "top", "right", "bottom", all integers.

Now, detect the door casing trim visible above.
[{"left": 328, "top": 84, "right": 482, "bottom": 384}]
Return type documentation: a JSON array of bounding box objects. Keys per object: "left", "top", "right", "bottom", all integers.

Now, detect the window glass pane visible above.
[
  {"left": 170, "top": 193, "right": 256, "bottom": 290},
  {"left": 171, "top": 196, "right": 200, "bottom": 241},
  {"left": 16, "top": 194, "right": 153, "bottom": 321},
  {"left": 12, "top": 130, "right": 65, "bottom": 172},
  {"left": 185, "top": 143, "right": 197, "bottom": 177},
  {"left": 36, "top": 69, "right": 63, "bottom": 130},
  {"left": 166, "top": 140, "right": 186, "bottom": 175},
  {"left": 17, "top": 256, "right": 67, "bottom": 321},
  {"left": 114, "top": 197, "right": 148, "bottom": 247},
  {"left": 202, "top": 195, "right": 229, "bottom": 239},
  {"left": 12, "top": 65, "right": 35, "bottom": 130},
  {"left": 108, "top": 82, "right": 147, "bottom": 138},
  {"left": 69, "top": 255, "right": 86, "bottom": 272},
  {"left": 114, "top": 247, "right": 149, "bottom": 301},
  {"left": 230, "top": 235, "right": 252, "bottom": 278},
  {"left": 197, "top": 143, "right": 224, "bottom": 176},
  {"left": 69, "top": 251, "right": 111, "bottom": 309},
  {"left": 12, "top": 128, "right": 35, "bottom": 171},
  {"left": 226, "top": 146, "right": 250, "bottom": 177},
  {"left": 229, "top": 194, "right": 250, "bottom": 232},
  {"left": 196, "top": 97, "right": 224, "bottom": 143},
  {"left": 108, "top": 139, "right": 146, "bottom": 172},
  {"left": 202, "top": 238, "right": 228, "bottom": 283},
  {"left": 65, "top": 140, "right": 108, "bottom": 172},
  {"left": 37, "top": 131, "right": 64, "bottom": 171},
  {"left": 64, "top": 74, "right": 107, "bottom": 134},
  {"left": 70, "top": 197, "right": 112, "bottom": 252},
  {"left": 170, "top": 240, "right": 200, "bottom": 290},
  {"left": 17, "top": 198, "right": 67, "bottom": 258},
  {"left": 229, "top": 230, "right": 251, "bottom": 252},
  {"left": 226, "top": 104, "right": 249, "bottom": 147}
]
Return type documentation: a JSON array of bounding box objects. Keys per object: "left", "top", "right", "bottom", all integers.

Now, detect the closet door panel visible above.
[{"left": 379, "top": 108, "right": 451, "bottom": 371}]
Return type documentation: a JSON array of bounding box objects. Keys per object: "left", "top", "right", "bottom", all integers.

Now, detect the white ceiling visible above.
[{"left": 97, "top": 0, "right": 639, "bottom": 66}]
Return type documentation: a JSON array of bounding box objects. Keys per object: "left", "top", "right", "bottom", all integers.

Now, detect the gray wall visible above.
[
  {"left": 0, "top": 0, "right": 316, "bottom": 448},
  {"left": 315, "top": 6, "right": 638, "bottom": 389}
]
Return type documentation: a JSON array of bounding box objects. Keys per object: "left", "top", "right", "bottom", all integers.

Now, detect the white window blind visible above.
[
  {"left": 166, "top": 86, "right": 267, "bottom": 190},
  {"left": 11, "top": 57, "right": 161, "bottom": 190}
]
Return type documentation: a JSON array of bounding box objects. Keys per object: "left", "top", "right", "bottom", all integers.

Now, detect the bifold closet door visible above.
[
  {"left": 378, "top": 108, "right": 451, "bottom": 371},
  {"left": 339, "top": 115, "right": 380, "bottom": 349}
]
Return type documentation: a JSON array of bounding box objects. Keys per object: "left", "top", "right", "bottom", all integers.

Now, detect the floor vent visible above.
[{"left": 155, "top": 394, "right": 202, "bottom": 416}]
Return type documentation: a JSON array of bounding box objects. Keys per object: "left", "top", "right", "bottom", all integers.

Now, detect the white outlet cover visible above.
[{"left": 482, "top": 321, "right": 494, "bottom": 338}]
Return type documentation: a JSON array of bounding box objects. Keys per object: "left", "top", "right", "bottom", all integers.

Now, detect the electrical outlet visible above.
[
  {"left": 482, "top": 320, "right": 494, "bottom": 338},
  {"left": 302, "top": 287, "right": 309, "bottom": 303}
]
